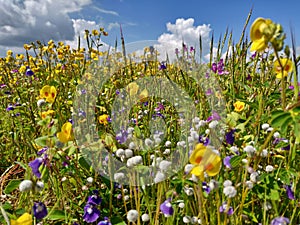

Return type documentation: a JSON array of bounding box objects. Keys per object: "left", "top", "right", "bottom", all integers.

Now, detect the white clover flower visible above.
[
  {"left": 177, "top": 141, "right": 186, "bottom": 148},
  {"left": 265, "top": 165, "right": 274, "bottom": 172},
  {"left": 127, "top": 156, "right": 143, "bottom": 167},
  {"left": 190, "top": 130, "right": 199, "bottom": 141},
  {"left": 123, "top": 188, "right": 128, "bottom": 194},
  {"left": 260, "top": 149, "right": 268, "bottom": 157},
  {"left": 188, "top": 136, "right": 195, "bottom": 144},
  {"left": 243, "top": 145, "right": 256, "bottom": 156},
  {"left": 151, "top": 157, "right": 162, "bottom": 167},
  {"left": 127, "top": 127, "right": 134, "bottom": 134},
  {"left": 205, "top": 129, "right": 210, "bottom": 134},
  {"left": 263, "top": 202, "right": 272, "bottom": 211},
  {"left": 189, "top": 174, "right": 199, "bottom": 183},
  {"left": 127, "top": 209, "right": 139, "bottom": 222},
  {"left": 245, "top": 180, "right": 254, "bottom": 189},
  {"left": 37, "top": 99, "right": 46, "bottom": 107},
  {"left": 178, "top": 202, "right": 185, "bottom": 208},
  {"left": 184, "top": 164, "right": 194, "bottom": 174},
  {"left": 230, "top": 146, "right": 239, "bottom": 153},
  {"left": 223, "top": 185, "right": 237, "bottom": 198},
  {"left": 191, "top": 216, "right": 199, "bottom": 224},
  {"left": 184, "top": 187, "right": 194, "bottom": 196},
  {"left": 124, "top": 195, "right": 130, "bottom": 201},
  {"left": 266, "top": 127, "right": 274, "bottom": 132},
  {"left": 114, "top": 172, "right": 125, "bottom": 183},
  {"left": 165, "top": 140, "right": 172, "bottom": 147},
  {"left": 141, "top": 213, "right": 150, "bottom": 222},
  {"left": 273, "top": 131, "right": 280, "bottom": 138},
  {"left": 154, "top": 171, "right": 166, "bottom": 183},
  {"left": 19, "top": 180, "right": 33, "bottom": 192},
  {"left": 250, "top": 172, "right": 259, "bottom": 183},
  {"left": 124, "top": 149, "right": 133, "bottom": 158},
  {"left": 183, "top": 216, "right": 191, "bottom": 223},
  {"left": 163, "top": 149, "right": 171, "bottom": 155},
  {"left": 154, "top": 137, "right": 162, "bottom": 145},
  {"left": 199, "top": 120, "right": 207, "bottom": 127},
  {"left": 128, "top": 142, "right": 136, "bottom": 149},
  {"left": 192, "top": 117, "right": 200, "bottom": 124},
  {"left": 145, "top": 138, "right": 154, "bottom": 147},
  {"left": 82, "top": 185, "right": 88, "bottom": 191},
  {"left": 35, "top": 181, "right": 44, "bottom": 192},
  {"left": 86, "top": 177, "right": 93, "bottom": 184},
  {"left": 223, "top": 180, "right": 232, "bottom": 187},
  {"left": 242, "top": 158, "right": 248, "bottom": 164},
  {"left": 261, "top": 123, "right": 270, "bottom": 130},
  {"left": 208, "top": 120, "right": 218, "bottom": 129},
  {"left": 208, "top": 179, "right": 219, "bottom": 190},
  {"left": 159, "top": 160, "right": 172, "bottom": 172},
  {"left": 61, "top": 177, "right": 67, "bottom": 182},
  {"left": 115, "top": 149, "right": 125, "bottom": 157}
]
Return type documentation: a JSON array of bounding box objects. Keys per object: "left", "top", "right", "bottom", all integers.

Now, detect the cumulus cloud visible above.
[{"left": 0, "top": 0, "right": 93, "bottom": 48}]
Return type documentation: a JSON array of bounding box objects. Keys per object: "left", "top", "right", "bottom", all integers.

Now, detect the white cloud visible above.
[{"left": 91, "top": 6, "right": 119, "bottom": 16}]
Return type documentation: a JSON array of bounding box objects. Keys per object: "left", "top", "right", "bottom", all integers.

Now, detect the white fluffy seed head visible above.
[
  {"left": 223, "top": 185, "right": 237, "bottom": 198},
  {"left": 19, "top": 180, "right": 33, "bottom": 192},
  {"left": 116, "top": 149, "right": 125, "bottom": 157},
  {"left": 261, "top": 123, "right": 270, "bottom": 130},
  {"left": 114, "top": 172, "right": 125, "bottom": 183},
  {"left": 124, "top": 149, "right": 133, "bottom": 158},
  {"left": 35, "top": 181, "right": 45, "bottom": 192},
  {"left": 159, "top": 160, "right": 172, "bottom": 172},
  {"left": 141, "top": 213, "right": 150, "bottom": 222},
  {"left": 127, "top": 209, "right": 139, "bottom": 222},
  {"left": 154, "top": 171, "right": 166, "bottom": 183}
]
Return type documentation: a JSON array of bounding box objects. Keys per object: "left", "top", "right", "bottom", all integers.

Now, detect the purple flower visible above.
[
  {"left": 206, "top": 111, "right": 221, "bottom": 122},
  {"left": 159, "top": 63, "right": 167, "bottom": 70},
  {"left": 78, "top": 109, "right": 86, "bottom": 117},
  {"left": 87, "top": 190, "right": 102, "bottom": 205},
  {"left": 211, "top": 62, "right": 217, "bottom": 73},
  {"left": 25, "top": 67, "right": 34, "bottom": 76},
  {"left": 225, "top": 129, "right": 235, "bottom": 145},
  {"left": 33, "top": 202, "right": 48, "bottom": 220},
  {"left": 175, "top": 48, "right": 179, "bottom": 55},
  {"left": 6, "top": 104, "right": 14, "bottom": 111},
  {"left": 190, "top": 46, "right": 195, "bottom": 52},
  {"left": 160, "top": 198, "right": 174, "bottom": 217},
  {"left": 199, "top": 135, "right": 210, "bottom": 146},
  {"left": 223, "top": 155, "right": 233, "bottom": 169},
  {"left": 29, "top": 158, "right": 43, "bottom": 178},
  {"left": 284, "top": 184, "right": 295, "bottom": 200},
  {"left": 202, "top": 182, "right": 211, "bottom": 194},
  {"left": 37, "top": 147, "right": 48, "bottom": 156},
  {"left": 155, "top": 102, "right": 164, "bottom": 111},
  {"left": 219, "top": 202, "right": 233, "bottom": 215},
  {"left": 83, "top": 203, "right": 100, "bottom": 223},
  {"left": 98, "top": 217, "right": 112, "bottom": 225},
  {"left": 116, "top": 129, "right": 128, "bottom": 144},
  {"left": 271, "top": 216, "right": 290, "bottom": 225}
]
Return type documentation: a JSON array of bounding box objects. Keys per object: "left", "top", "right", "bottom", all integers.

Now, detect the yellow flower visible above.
[
  {"left": 233, "top": 101, "right": 245, "bottom": 112},
  {"left": 139, "top": 88, "right": 148, "bottom": 102},
  {"left": 11, "top": 213, "right": 32, "bottom": 225},
  {"left": 274, "top": 58, "right": 293, "bottom": 79},
  {"left": 40, "top": 85, "right": 57, "bottom": 103},
  {"left": 41, "top": 109, "right": 55, "bottom": 119},
  {"left": 250, "top": 17, "right": 273, "bottom": 52},
  {"left": 92, "top": 29, "right": 99, "bottom": 36},
  {"left": 98, "top": 114, "right": 109, "bottom": 125},
  {"left": 126, "top": 82, "right": 139, "bottom": 96},
  {"left": 57, "top": 122, "right": 72, "bottom": 143},
  {"left": 189, "top": 143, "right": 221, "bottom": 181}
]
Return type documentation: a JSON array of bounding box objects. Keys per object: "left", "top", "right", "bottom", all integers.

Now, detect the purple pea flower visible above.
[
  {"left": 284, "top": 184, "right": 295, "bottom": 200},
  {"left": 175, "top": 48, "right": 179, "bottom": 55},
  {"left": 25, "top": 66, "right": 34, "bottom": 76},
  {"left": 219, "top": 202, "right": 233, "bottom": 215},
  {"left": 225, "top": 129, "right": 235, "bottom": 145},
  {"left": 6, "top": 104, "right": 14, "bottom": 111},
  {"left": 98, "top": 217, "right": 112, "bottom": 225},
  {"left": 223, "top": 155, "right": 233, "bottom": 169},
  {"left": 159, "top": 63, "right": 167, "bottom": 70},
  {"left": 202, "top": 182, "right": 211, "bottom": 194},
  {"left": 160, "top": 198, "right": 174, "bottom": 217},
  {"left": 83, "top": 203, "right": 100, "bottom": 223},
  {"left": 87, "top": 190, "right": 102, "bottom": 205},
  {"left": 206, "top": 111, "right": 221, "bottom": 122},
  {"left": 190, "top": 46, "right": 195, "bottom": 52},
  {"left": 199, "top": 135, "right": 210, "bottom": 146},
  {"left": 155, "top": 102, "right": 164, "bottom": 111},
  {"left": 29, "top": 158, "right": 43, "bottom": 178},
  {"left": 33, "top": 202, "right": 48, "bottom": 220},
  {"left": 271, "top": 216, "right": 290, "bottom": 225},
  {"left": 116, "top": 129, "right": 128, "bottom": 144},
  {"left": 211, "top": 62, "right": 217, "bottom": 73}
]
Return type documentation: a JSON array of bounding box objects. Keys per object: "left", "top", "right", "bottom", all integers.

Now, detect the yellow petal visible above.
[
  {"left": 190, "top": 166, "right": 205, "bottom": 181},
  {"left": 205, "top": 155, "right": 222, "bottom": 176},
  {"left": 11, "top": 213, "right": 32, "bottom": 225},
  {"left": 57, "top": 132, "right": 69, "bottom": 143},
  {"left": 250, "top": 38, "right": 268, "bottom": 52},
  {"left": 189, "top": 143, "right": 206, "bottom": 165}
]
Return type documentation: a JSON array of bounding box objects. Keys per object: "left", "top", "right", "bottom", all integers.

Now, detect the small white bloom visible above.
[
  {"left": 242, "top": 158, "right": 248, "bottom": 164},
  {"left": 86, "top": 177, "right": 93, "bottom": 184},
  {"left": 223, "top": 180, "right": 232, "bottom": 187},
  {"left": 198, "top": 120, "right": 207, "bottom": 127},
  {"left": 205, "top": 129, "right": 210, "bottom": 134},
  {"left": 154, "top": 171, "right": 166, "bottom": 183},
  {"left": 184, "top": 187, "right": 194, "bottom": 196},
  {"left": 165, "top": 140, "right": 172, "bottom": 147},
  {"left": 114, "top": 172, "right": 125, "bottom": 183},
  {"left": 128, "top": 142, "right": 136, "bottom": 149},
  {"left": 263, "top": 202, "right": 272, "bottom": 211},
  {"left": 208, "top": 179, "right": 219, "bottom": 190},
  {"left": 183, "top": 216, "right": 191, "bottom": 223},
  {"left": 260, "top": 149, "right": 268, "bottom": 157},
  {"left": 159, "top": 160, "right": 172, "bottom": 172},
  {"left": 190, "top": 130, "right": 199, "bottom": 141},
  {"left": 178, "top": 202, "right": 185, "bottom": 208},
  {"left": 184, "top": 164, "right": 194, "bottom": 174},
  {"left": 145, "top": 138, "right": 154, "bottom": 147},
  {"left": 266, "top": 127, "right": 274, "bottom": 132},
  {"left": 37, "top": 99, "right": 46, "bottom": 107},
  {"left": 273, "top": 132, "right": 280, "bottom": 138},
  {"left": 265, "top": 165, "right": 274, "bottom": 172},
  {"left": 35, "top": 181, "right": 44, "bottom": 192},
  {"left": 230, "top": 146, "right": 239, "bottom": 153},
  {"left": 154, "top": 137, "right": 162, "bottom": 145},
  {"left": 243, "top": 145, "right": 256, "bottom": 156},
  {"left": 19, "top": 180, "right": 33, "bottom": 192},
  {"left": 208, "top": 120, "right": 218, "bottom": 129},
  {"left": 124, "top": 149, "right": 133, "bottom": 158},
  {"left": 127, "top": 127, "right": 134, "bottom": 134},
  {"left": 124, "top": 195, "right": 129, "bottom": 201},
  {"left": 82, "top": 185, "right": 88, "bottom": 191},
  {"left": 261, "top": 123, "right": 270, "bottom": 130},
  {"left": 163, "top": 149, "right": 171, "bottom": 155},
  {"left": 177, "top": 141, "right": 186, "bottom": 148},
  {"left": 245, "top": 181, "right": 254, "bottom": 189},
  {"left": 189, "top": 174, "right": 199, "bottom": 183},
  {"left": 127, "top": 209, "right": 139, "bottom": 222},
  {"left": 250, "top": 172, "right": 259, "bottom": 183},
  {"left": 127, "top": 156, "right": 143, "bottom": 167},
  {"left": 191, "top": 216, "right": 199, "bottom": 224},
  {"left": 61, "top": 177, "right": 67, "bottom": 182},
  {"left": 116, "top": 149, "right": 125, "bottom": 157},
  {"left": 223, "top": 185, "right": 237, "bottom": 198},
  {"left": 192, "top": 117, "right": 200, "bottom": 124},
  {"left": 141, "top": 213, "right": 150, "bottom": 222}
]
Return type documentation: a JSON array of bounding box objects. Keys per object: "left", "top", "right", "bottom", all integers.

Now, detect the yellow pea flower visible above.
[
  {"left": 40, "top": 85, "right": 57, "bottom": 103},
  {"left": 233, "top": 101, "right": 245, "bottom": 112},
  {"left": 189, "top": 143, "right": 221, "bottom": 181},
  {"left": 273, "top": 58, "right": 293, "bottom": 79},
  {"left": 11, "top": 212, "right": 32, "bottom": 225},
  {"left": 98, "top": 114, "right": 109, "bottom": 125},
  {"left": 127, "top": 82, "right": 139, "bottom": 96},
  {"left": 41, "top": 110, "right": 55, "bottom": 119},
  {"left": 92, "top": 29, "right": 99, "bottom": 36},
  {"left": 250, "top": 17, "right": 273, "bottom": 52},
  {"left": 139, "top": 88, "right": 149, "bottom": 102},
  {"left": 57, "top": 122, "right": 72, "bottom": 143}
]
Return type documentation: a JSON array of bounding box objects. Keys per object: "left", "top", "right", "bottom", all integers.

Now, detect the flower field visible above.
[{"left": 0, "top": 13, "right": 299, "bottom": 225}]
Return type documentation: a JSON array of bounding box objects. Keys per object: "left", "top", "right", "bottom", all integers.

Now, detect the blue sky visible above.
[{"left": 0, "top": 0, "right": 300, "bottom": 57}]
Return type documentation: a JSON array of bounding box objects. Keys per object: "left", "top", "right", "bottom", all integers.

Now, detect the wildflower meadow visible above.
[{"left": 0, "top": 11, "right": 299, "bottom": 225}]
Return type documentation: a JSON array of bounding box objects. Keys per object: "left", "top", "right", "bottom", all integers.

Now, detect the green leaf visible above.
[
  {"left": 229, "top": 155, "right": 242, "bottom": 168},
  {"left": 271, "top": 111, "right": 291, "bottom": 129},
  {"left": 47, "top": 210, "right": 65, "bottom": 220},
  {"left": 134, "top": 125, "right": 142, "bottom": 138},
  {"left": 269, "top": 189, "right": 280, "bottom": 200},
  {"left": 34, "top": 136, "right": 49, "bottom": 147},
  {"left": 4, "top": 180, "right": 21, "bottom": 194},
  {"left": 79, "top": 157, "right": 91, "bottom": 171},
  {"left": 111, "top": 217, "right": 126, "bottom": 225}
]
